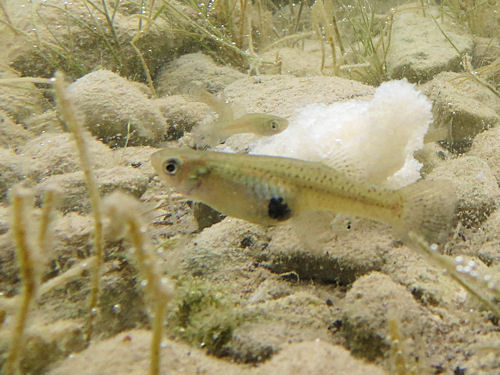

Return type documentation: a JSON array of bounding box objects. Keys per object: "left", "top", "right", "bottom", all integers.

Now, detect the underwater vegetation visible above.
[{"left": 0, "top": 0, "right": 499, "bottom": 374}]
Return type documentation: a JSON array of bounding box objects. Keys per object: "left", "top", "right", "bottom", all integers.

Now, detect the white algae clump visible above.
[{"left": 249, "top": 80, "right": 432, "bottom": 188}]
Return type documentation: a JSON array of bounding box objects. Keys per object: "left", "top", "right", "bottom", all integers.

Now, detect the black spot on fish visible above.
[{"left": 268, "top": 197, "right": 291, "bottom": 221}]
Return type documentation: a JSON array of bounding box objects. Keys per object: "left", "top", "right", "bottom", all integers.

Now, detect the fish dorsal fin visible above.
[
  {"left": 323, "top": 148, "right": 366, "bottom": 180},
  {"left": 186, "top": 85, "right": 234, "bottom": 122}
]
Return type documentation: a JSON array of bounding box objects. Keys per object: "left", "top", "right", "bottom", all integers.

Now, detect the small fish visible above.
[
  {"left": 188, "top": 87, "right": 288, "bottom": 145},
  {"left": 151, "top": 148, "right": 456, "bottom": 245}
]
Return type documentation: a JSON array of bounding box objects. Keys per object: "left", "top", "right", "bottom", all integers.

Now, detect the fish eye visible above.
[
  {"left": 163, "top": 158, "right": 180, "bottom": 175},
  {"left": 270, "top": 120, "right": 278, "bottom": 130}
]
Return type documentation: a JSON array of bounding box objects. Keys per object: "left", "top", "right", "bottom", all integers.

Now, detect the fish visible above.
[
  {"left": 151, "top": 148, "right": 456, "bottom": 245},
  {"left": 188, "top": 87, "right": 288, "bottom": 145}
]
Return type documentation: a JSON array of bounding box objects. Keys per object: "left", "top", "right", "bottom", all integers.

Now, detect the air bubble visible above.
[{"left": 112, "top": 304, "right": 121, "bottom": 313}]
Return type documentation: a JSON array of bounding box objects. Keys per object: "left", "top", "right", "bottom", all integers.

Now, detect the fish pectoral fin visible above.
[{"left": 291, "top": 211, "right": 337, "bottom": 253}]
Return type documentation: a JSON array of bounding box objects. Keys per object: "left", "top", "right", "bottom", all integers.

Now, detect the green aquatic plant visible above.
[
  {"left": 438, "top": 0, "right": 500, "bottom": 37},
  {"left": 158, "top": 0, "right": 254, "bottom": 67},
  {"left": 0, "top": 0, "right": 171, "bottom": 81},
  {"left": 168, "top": 276, "right": 244, "bottom": 355},
  {"left": 337, "top": 0, "right": 393, "bottom": 85},
  {"left": 312, "top": 0, "right": 345, "bottom": 75}
]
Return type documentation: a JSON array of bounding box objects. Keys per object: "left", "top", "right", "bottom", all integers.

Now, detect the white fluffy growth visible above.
[{"left": 248, "top": 79, "right": 433, "bottom": 188}]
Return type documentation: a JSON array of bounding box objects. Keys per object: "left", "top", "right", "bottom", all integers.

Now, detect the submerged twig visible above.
[
  {"left": 3, "top": 187, "right": 36, "bottom": 375},
  {"left": 408, "top": 232, "right": 500, "bottom": 318},
  {"left": 53, "top": 71, "right": 104, "bottom": 343},
  {"left": 0, "top": 257, "right": 98, "bottom": 314},
  {"left": 104, "top": 192, "right": 175, "bottom": 375}
]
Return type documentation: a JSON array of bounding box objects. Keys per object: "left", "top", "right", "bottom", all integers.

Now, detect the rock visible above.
[
  {"left": 226, "top": 292, "right": 332, "bottom": 362},
  {"left": 68, "top": 70, "right": 167, "bottom": 147},
  {"left": 259, "top": 46, "right": 322, "bottom": 76},
  {"left": 469, "top": 127, "right": 500, "bottom": 184},
  {"left": 0, "top": 319, "right": 86, "bottom": 375},
  {"left": 182, "top": 219, "right": 269, "bottom": 278},
  {"left": 341, "top": 272, "right": 440, "bottom": 361},
  {"left": 472, "top": 36, "right": 500, "bottom": 67},
  {"left": 462, "top": 333, "right": 500, "bottom": 375},
  {"left": 192, "top": 203, "right": 226, "bottom": 231},
  {"left": 387, "top": 5, "right": 473, "bottom": 83},
  {"left": 23, "top": 110, "right": 65, "bottom": 135},
  {"left": 0, "top": 206, "right": 8, "bottom": 235},
  {"left": 414, "top": 142, "right": 451, "bottom": 176},
  {"left": 0, "top": 111, "right": 34, "bottom": 150},
  {"left": 21, "top": 133, "right": 122, "bottom": 182},
  {"left": 48, "top": 329, "right": 388, "bottom": 375},
  {"left": 427, "top": 156, "right": 499, "bottom": 227},
  {"left": 256, "top": 340, "right": 387, "bottom": 375},
  {"left": 113, "top": 146, "right": 158, "bottom": 178},
  {"left": 0, "top": 71, "right": 44, "bottom": 122},
  {"left": 156, "top": 52, "right": 246, "bottom": 96},
  {"left": 264, "top": 220, "right": 388, "bottom": 284},
  {"left": 154, "top": 95, "right": 212, "bottom": 139},
  {"left": 422, "top": 72, "right": 500, "bottom": 152},
  {"left": 36, "top": 166, "right": 149, "bottom": 214},
  {"left": 0, "top": 148, "right": 29, "bottom": 202},
  {"left": 477, "top": 210, "right": 500, "bottom": 266},
  {"left": 222, "top": 75, "right": 373, "bottom": 124},
  {"left": 0, "top": 232, "right": 18, "bottom": 294},
  {"left": 50, "top": 212, "right": 94, "bottom": 271}
]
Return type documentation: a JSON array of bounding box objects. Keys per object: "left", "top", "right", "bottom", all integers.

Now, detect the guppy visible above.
[
  {"left": 189, "top": 87, "right": 288, "bottom": 145},
  {"left": 151, "top": 148, "right": 456, "bottom": 245}
]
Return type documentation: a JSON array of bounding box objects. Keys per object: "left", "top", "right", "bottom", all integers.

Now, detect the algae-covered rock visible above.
[
  {"left": 113, "top": 145, "right": 158, "bottom": 178},
  {"left": 264, "top": 220, "right": 388, "bottom": 284},
  {"left": 36, "top": 166, "right": 149, "bottom": 213},
  {"left": 0, "top": 71, "right": 45, "bottom": 122},
  {"left": 478, "top": 210, "right": 500, "bottom": 266},
  {"left": 469, "top": 127, "right": 500, "bottom": 184},
  {"left": 0, "top": 319, "right": 86, "bottom": 375},
  {"left": 167, "top": 276, "right": 243, "bottom": 356},
  {"left": 224, "top": 75, "right": 373, "bottom": 117},
  {"left": 342, "top": 272, "right": 440, "bottom": 361},
  {"left": 68, "top": 70, "right": 167, "bottom": 147},
  {"left": 259, "top": 46, "right": 322, "bottom": 77},
  {"left": 428, "top": 156, "right": 499, "bottom": 227},
  {"left": 0, "top": 148, "right": 29, "bottom": 202},
  {"left": 256, "top": 340, "right": 388, "bottom": 375},
  {"left": 423, "top": 72, "right": 500, "bottom": 152},
  {"left": 23, "top": 110, "right": 65, "bottom": 135},
  {"left": 0, "top": 111, "right": 34, "bottom": 150},
  {"left": 156, "top": 52, "right": 246, "bottom": 96},
  {"left": 387, "top": 6, "right": 473, "bottom": 83},
  {"left": 154, "top": 95, "right": 213, "bottom": 139},
  {"left": 226, "top": 292, "right": 333, "bottom": 362},
  {"left": 21, "top": 133, "right": 122, "bottom": 182},
  {"left": 47, "top": 329, "right": 388, "bottom": 375}
]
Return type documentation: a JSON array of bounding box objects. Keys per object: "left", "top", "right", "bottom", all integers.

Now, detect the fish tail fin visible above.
[{"left": 396, "top": 179, "right": 457, "bottom": 246}]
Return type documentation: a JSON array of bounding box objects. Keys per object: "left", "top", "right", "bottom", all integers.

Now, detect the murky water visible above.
[{"left": 0, "top": 1, "right": 499, "bottom": 374}]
